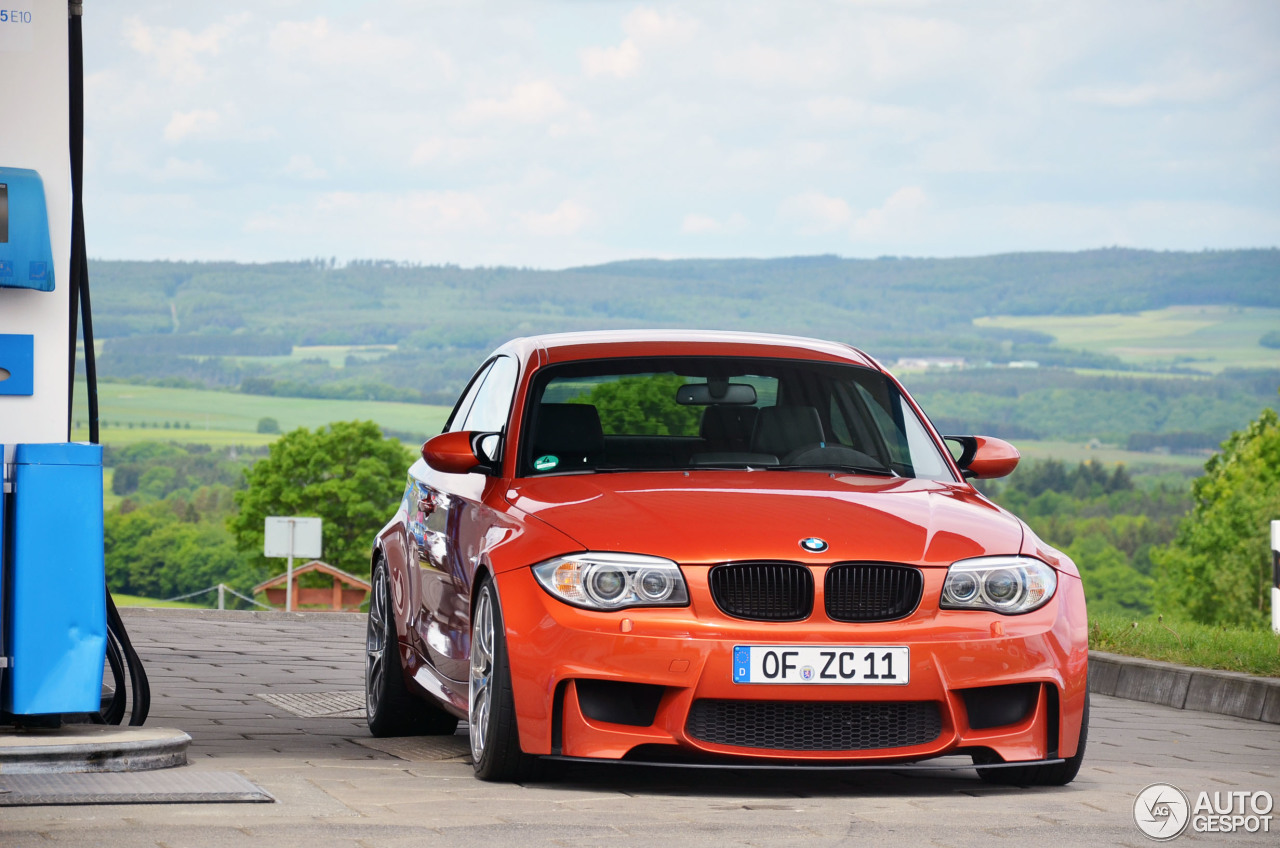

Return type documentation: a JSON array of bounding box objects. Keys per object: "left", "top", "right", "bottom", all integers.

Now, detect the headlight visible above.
[
  {"left": 940, "top": 556, "right": 1056, "bottom": 615},
  {"left": 533, "top": 553, "right": 689, "bottom": 611}
]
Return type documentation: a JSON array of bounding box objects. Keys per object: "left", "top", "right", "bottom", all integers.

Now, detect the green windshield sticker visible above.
[{"left": 534, "top": 455, "right": 559, "bottom": 471}]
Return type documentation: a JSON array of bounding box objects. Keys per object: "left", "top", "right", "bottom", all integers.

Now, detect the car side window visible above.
[
  {"left": 462, "top": 356, "right": 519, "bottom": 433},
  {"left": 446, "top": 361, "right": 494, "bottom": 433},
  {"left": 854, "top": 382, "right": 954, "bottom": 481}
]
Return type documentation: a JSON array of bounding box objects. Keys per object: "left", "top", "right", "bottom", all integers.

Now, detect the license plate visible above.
[{"left": 732, "top": 646, "right": 909, "bottom": 685}]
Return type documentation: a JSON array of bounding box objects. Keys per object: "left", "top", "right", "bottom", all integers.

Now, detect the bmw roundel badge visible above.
[{"left": 799, "top": 537, "right": 829, "bottom": 553}]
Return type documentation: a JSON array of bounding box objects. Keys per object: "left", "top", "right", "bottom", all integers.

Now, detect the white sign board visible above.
[{"left": 264, "top": 517, "right": 322, "bottom": 559}]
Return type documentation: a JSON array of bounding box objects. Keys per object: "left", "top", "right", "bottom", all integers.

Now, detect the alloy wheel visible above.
[
  {"left": 469, "top": 586, "right": 495, "bottom": 762},
  {"left": 365, "top": 566, "right": 387, "bottom": 717}
]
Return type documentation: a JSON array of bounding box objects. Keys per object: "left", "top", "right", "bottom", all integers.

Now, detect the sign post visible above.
[
  {"left": 1272, "top": 521, "right": 1279, "bottom": 636},
  {"left": 264, "top": 517, "right": 322, "bottom": 612}
]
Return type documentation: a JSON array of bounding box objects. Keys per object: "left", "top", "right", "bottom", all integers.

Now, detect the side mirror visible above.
[
  {"left": 422, "top": 431, "right": 501, "bottom": 475},
  {"left": 944, "top": 435, "right": 1020, "bottom": 479}
]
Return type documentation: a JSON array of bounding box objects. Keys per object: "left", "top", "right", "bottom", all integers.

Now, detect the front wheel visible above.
[
  {"left": 365, "top": 558, "right": 458, "bottom": 738},
  {"left": 469, "top": 577, "right": 538, "bottom": 781}
]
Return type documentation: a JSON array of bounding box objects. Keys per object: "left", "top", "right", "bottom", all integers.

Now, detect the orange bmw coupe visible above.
[{"left": 364, "top": 330, "right": 1089, "bottom": 784}]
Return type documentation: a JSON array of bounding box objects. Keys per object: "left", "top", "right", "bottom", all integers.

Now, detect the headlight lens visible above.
[
  {"left": 940, "top": 556, "right": 1056, "bottom": 615},
  {"left": 533, "top": 553, "right": 689, "bottom": 611}
]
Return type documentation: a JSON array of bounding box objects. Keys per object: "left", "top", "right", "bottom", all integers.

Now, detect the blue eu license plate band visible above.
[{"left": 732, "top": 645, "right": 910, "bottom": 685}]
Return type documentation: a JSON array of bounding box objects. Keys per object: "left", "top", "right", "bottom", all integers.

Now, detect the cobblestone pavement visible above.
[{"left": 3, "top": 609, "right": 1278, "bottom": 847}]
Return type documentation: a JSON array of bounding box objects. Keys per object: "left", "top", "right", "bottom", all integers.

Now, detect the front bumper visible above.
[{"left": 496, "top": 565, "right": 1088, "bottom": 765}]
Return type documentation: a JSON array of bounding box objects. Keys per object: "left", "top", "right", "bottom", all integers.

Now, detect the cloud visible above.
[
  {"left": 624, "top": 7, "right": 700, "bottom": 44},
  {"left": 1068, "top": 71, "right": 1240, "bottom": 108},
  {"left": 410, "top": 136, "right": 486, "bottom": 166},
  {"left": 778, "top": 192, "right": 853, "bottom": 235},
  {"left": 682, "top": 212, "right": 748, "bottom": 235},
  {"left": 281, "top": 154, "right": 327, "bottom": 181},
  {"left": 582, "top": 40, "right": 641, "bottom": 78},
  {"left": 163, "top": 109, "right": 221, "bottom": 142},
  {"left": 154, "top": 157, "right": 217, "bottom": 183},
  {"left": 714, "top": 42, "right": 844, "bottom": 87},
  {"left": 124, "top": 16, "right": 238, "bottom": 86},
  {"left": 851, "top": 187, "right": 929, "bottom": 240},
  {"left": 266, "top": 16, "right": 451, "bottom": 83},
  {"left": 521, "top": 200, "right": 591, "bottom": 236},
  {"left": 580, "top": 7, "right": 698, "bottom": 79},
  {"left": 246, "top": 190, "right": 490, "bottom": 238},
  {"left": 459, "top": 81, "right": 569, "bottom": 124}
]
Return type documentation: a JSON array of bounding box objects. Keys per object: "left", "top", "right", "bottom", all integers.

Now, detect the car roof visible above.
[{"left": 495, "top": 329, "right": 882, "bottom": 370}]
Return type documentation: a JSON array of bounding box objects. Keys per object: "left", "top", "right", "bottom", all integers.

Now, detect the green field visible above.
[
  {"left": 975, "top": 305, "right": 1280, "bottom": 373},
  {"left": 71, "top": 382, "right": 451, "bottom": 447},
  {"left": 1011, "top": 439, "right": 1209, "bottom": 474},
  {"left": 219, "top": 343, "right": 399, "bottom": 369},
  {"left": 111, "top": 593, "right": 209, "bottom": 609}
]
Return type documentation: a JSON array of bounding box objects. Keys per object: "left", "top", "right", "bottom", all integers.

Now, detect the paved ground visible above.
[{"left": 3, "top": 609, "right": 1278, "bottom": 847}]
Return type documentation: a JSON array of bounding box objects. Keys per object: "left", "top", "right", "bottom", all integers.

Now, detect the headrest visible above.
[
  {"left": 700, "top": 405, "right": 759, "bottom": 447},
  {"left": 533, "top": 403, "right": 605, "bottom": 455},
  {"left": 751, "top": 406, "right": 825, "bottom": 456}
]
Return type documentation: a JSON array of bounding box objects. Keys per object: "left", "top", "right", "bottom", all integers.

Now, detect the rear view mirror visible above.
[
  {"left": 676, "top": 382, "right": 757, "bottom": 405},
  {"left": 422, "top": 431, "right": 501, "bottom": 475},
  {"left": 944, "top": 435, "right": 1020, "bottom": 479}
]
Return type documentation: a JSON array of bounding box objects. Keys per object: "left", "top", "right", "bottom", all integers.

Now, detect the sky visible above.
[{"left": 83, "top": 0, "right": 1280, "bottom": 269}]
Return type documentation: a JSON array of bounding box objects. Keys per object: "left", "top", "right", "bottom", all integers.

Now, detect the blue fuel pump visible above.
[{"left": 2, "top": 443, "right": 106, "bottom": 715}]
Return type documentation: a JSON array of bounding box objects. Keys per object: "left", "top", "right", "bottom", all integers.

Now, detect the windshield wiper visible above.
[{"left": 766, "top": 464, "right": 897, "bottom": 477}]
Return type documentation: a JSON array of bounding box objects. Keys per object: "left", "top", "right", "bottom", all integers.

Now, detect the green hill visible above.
[{"left": 80, "top": 249, "right": 1279, "bottom": 447}]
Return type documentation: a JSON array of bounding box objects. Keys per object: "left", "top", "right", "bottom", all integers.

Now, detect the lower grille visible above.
[{"left": 686, "top": 699, "right": 942, "bottom": 751}]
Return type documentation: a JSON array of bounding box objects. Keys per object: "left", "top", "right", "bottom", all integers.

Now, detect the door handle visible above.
[{"left": 418, "top": 493, "right": 437, "bottom": 516}]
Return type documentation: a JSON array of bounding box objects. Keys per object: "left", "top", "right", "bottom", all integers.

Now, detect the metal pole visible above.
[
  {"left": 286, "top": 519, "right": 296, "bottom": 612},
  {"left": 218, "top": 583, "right": 225, "bottom": 611},
  {"left": 1271, "top": 520, "right": 1279, "bottom": 635}
]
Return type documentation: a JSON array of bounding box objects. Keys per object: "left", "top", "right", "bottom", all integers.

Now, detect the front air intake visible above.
[{"left": 686, "top": 699, "right": 943, "bottom": 751}]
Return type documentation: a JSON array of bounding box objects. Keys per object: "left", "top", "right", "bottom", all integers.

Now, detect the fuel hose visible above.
[{"left": 67, "top": 0, "right": 150, "bottom": 726}]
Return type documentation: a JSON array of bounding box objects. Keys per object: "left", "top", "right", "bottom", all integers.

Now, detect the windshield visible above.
[{"left": 519, "top": 356, "right": 956, "bottom": 481}]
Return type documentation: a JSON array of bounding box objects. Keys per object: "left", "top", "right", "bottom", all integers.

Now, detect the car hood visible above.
[{"left": 505, "top": 471, "right": 1024, "bottom": 566}]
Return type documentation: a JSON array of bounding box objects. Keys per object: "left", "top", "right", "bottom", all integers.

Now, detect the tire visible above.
[
  {"left": 365, "top": 558, "right": 459, "bottom": 738},
  {"left": 469, "top": 577, "right": 539, "bottom": 781},
  {"left": 976, "top": 688, "right": 1089, "bottom": 787}
]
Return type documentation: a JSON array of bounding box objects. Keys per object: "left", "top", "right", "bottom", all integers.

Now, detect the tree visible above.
[
  {"left": 578, "top": 374, "right": 702, "bottom": 436},
  {"left": 230, "top": 420, "right": 413, "bottom": 578},
  {"left": 1154, "top": 406, "right": 1280, "bottom": 625},
  {"left": 1066, "top": 535, "right": 1155, "bottom": 616}
]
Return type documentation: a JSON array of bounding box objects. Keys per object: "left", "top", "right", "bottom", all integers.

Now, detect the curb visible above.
[{"left": 1090, "top": 650, "right": 1280, "bottom": 724}]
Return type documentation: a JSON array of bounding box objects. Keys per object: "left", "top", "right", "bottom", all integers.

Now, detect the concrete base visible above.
[{"left": 0, "top": 726, "right": 189, "bottom": 775}]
